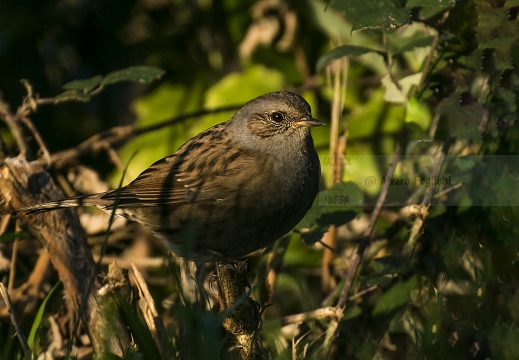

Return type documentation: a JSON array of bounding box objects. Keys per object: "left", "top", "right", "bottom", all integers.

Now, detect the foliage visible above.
[{"left": 1, "top": 0, "right": 519, "bottom": 359}]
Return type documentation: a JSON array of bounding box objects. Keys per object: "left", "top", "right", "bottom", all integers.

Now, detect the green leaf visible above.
[
  {"left": 343, "top": 305, "right": 363, "bottom": 321},
  {"left": 0, "top": 231, "right": 29, "bottom": 243},
  {"left": 372, "top": 275, "right": 418, "bottom": 317},
  {"left": 405, "top": 97, "right": 431, "bottom": 130},
  {"left": 203, "top": 64, "right": 285, "bottom": 126},
  {"left": 437, "top": 92, "right": 485, "bottom": 141},
  {"left": 371, "top": 256, "right": 413, "bottom": 276},
  {"left": 454, "top": 156, "right": 477, "bottom": 172},
  {"left": 54, "top": 89, "right": 91, "bottom": 104},
  {"left": 204, "top": 65, "right": 285, "bottom": 108},
  {"left": 62, "top": 75, "right": 102, "bottom": 92},
  {"left": 116, "top": 83, "right": 197, "bottom": 183},
  {"left": 317, "top": 45, "right": 385, "bottom": 72},
  {"left": 329, "top": 0, "right": 411, "bottom": 32},
  {"left": 489, "top": 324, "right": 519, "bottom": 360},
  {"left": 475, "top": 2, "right": 519, "bottom": 70},
  {"left": 101, "top": 65, "right": 165, "bottom": 86},
  {"left": 381, "top": 72, "right": 422, "bottom": 104},
  {"left": 394, "top": 35, "right": 435, "bottom": 56},
  {"left": 297, "top": 181, "right": 364, "bottom": 245},
  {"left": 116, "top": 293, "right": 161, "bottom": 359},
  {"left": 28, "top": 281, "right": 61, "bottom": 352},
  {"left": 363, "top": 274, "right": 394, "bottom": 288},
  {"left": 407, "top": 0, "right": 454, "bottom": 19},
  {"left": 317, "top": 181, "right": 365, "bottom": 217},
  {"left": 101, "top": 353, "right": 125, "bottom": 360}
]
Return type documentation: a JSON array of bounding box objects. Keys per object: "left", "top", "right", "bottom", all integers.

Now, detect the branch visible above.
[
  {"left": 336, "top": 143, "right": 402, "bottom": 309},
  {"left": 0, "top": 157, "right": 132, "bottom": 357},
  {"left": 0, "top": 283, "right": 31, "bottom": 359},
  {"left": 0, "top": 96, "right": 29, "bottom": 158},
  {"left": 38, "top": 105, "right": 241, "bottom": 169},
  {"left": 215, "top": 262, "right": 270, "bottom": 360}
]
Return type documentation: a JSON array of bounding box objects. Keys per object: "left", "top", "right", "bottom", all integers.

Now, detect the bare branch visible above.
[
  {"left": 1, "top": 157, "right": 132, "bottom": 356},
  {"left": 336, "top": 143, "right": 402, "bottom": 309},
  {"left": 0, "top": 97, "right": 29, "bottom": 158},
  {"left": 38, "top": 105, "right": 241, "bottom": 169},
  {"left": 0, "top": 283, "right": 31, "bottom": 359}
]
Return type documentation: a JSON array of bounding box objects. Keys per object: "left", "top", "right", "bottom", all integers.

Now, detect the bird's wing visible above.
[{"left": 100, "top": 125, "right": 266, "bottom": 207}]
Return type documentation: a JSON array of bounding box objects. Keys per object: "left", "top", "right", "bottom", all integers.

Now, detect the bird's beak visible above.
[{"left": 292, "top": 116, "right": 325, "bottom": 128}]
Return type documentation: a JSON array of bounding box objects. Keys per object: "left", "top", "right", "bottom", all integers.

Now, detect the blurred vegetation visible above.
[{"left": 1, "top": 0, "right": 519, "bottom": 359}]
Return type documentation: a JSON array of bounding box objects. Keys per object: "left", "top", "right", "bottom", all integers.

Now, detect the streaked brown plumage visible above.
[{"left": 22, "top": 91, "right": 323, "bottom": 261}]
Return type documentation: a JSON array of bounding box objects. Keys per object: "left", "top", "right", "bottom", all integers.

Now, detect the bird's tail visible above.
[{"left": 20, "top": 193, "right": 113, "bottom": 215}]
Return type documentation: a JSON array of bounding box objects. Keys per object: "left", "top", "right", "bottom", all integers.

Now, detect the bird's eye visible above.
[{"left": 271, "top": 112, "right": 284, "bottom": 122}]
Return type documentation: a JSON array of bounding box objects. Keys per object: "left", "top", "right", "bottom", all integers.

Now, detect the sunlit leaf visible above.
[
  {"left": 381, "top": 72, "right": 422, "bottom": 103},
  {"left": 316, "top": 45, "right": 385, "bottom": 72},
  {"left": 28, "top": 281, "right": 61, "bottom": 352},
  {"left": 405, "top": 97, "right": 431, "bottom": 130},
  {"left": 116, "top": 83, "right": 197, "bottom": 182},
  {"left": 202, "top": 65, "right": 285, "bottom": 127},
  {"left": 204, "top": 65, "right": 285, "bottom": 108},
  {"left": 393, "top": 35, "right": 434, "bottom": 56}
]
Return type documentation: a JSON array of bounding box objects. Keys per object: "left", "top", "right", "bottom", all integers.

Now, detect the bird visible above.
[{"left": 21, "top": 91, "right": 323, "bottom": 261}]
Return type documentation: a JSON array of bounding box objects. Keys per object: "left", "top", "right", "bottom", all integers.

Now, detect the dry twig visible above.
[
  {"left": 0, "top": 282, "right": 31, "bottom": 359},
  {"left": 336, "top": 143, "right": 402, "bottom": 309}
]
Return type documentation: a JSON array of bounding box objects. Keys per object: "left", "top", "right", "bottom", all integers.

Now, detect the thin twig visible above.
[
  {"left": 413, "top": 10, "right": 450, "bottom": 99},
  {"left": 405, "top": 139, "right": 451, "bottom": 255},
  {"left": 0, "top": 214, "right": 10, "bottom": 236},
  {"left": 20, "top": 80, "right": 52, "bottom": 163},
  {"left": 102, "top": 142, "right": 130, "bottom": 181},
  {"left": 0, "top": 283, "right": 31, "bottom": 359},
  {"left": 478, "top": 110, "right": 490, "bottom": 134},
  {"left": 413, "top": 30, "right": 440, "bottom": 98},
  {"left": 0, "top": 85, "right": 51, "bottom": 163},
  {"left": 420, "top": 141, "right": 450, "bottom": 207},
  {"left": 8, "top": 237, "right": 18, "bottom": 294},
  {"left": 322, "top": 38, "right": 348, "bottom": 292},
  {"left": 336, "top": 143, "right": 402, "bottom": 309},
  {"left": 383, "top": 33, "right": 401, "bottom": 91},
  {"left": 39, "top": 105, "right": 241, "bottom": 169},
  {"left": 434, "top": 182, "right": 463, "bottom": 199},
  {"left": 348, "top": 283, "right": 379, "bottom": 301},
  {"left": 317, "top": 239, "right": 345, "bottom": 259},
  {"left": 0, "top": 97, "right": 29, "bottom": 157},
  {"left": 428, "top": 113, "right": 441, "bottom": 139},
  {"left": 134, "top": 105, "right": 241, "bottom": 136},
  {"left": 282, "top": 306, "right": 340, "bottom": 325}
]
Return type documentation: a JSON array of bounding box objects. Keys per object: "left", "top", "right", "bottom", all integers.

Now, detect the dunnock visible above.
[{"left": 22, "top": 91, "right": 323, "bottom": 261}]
